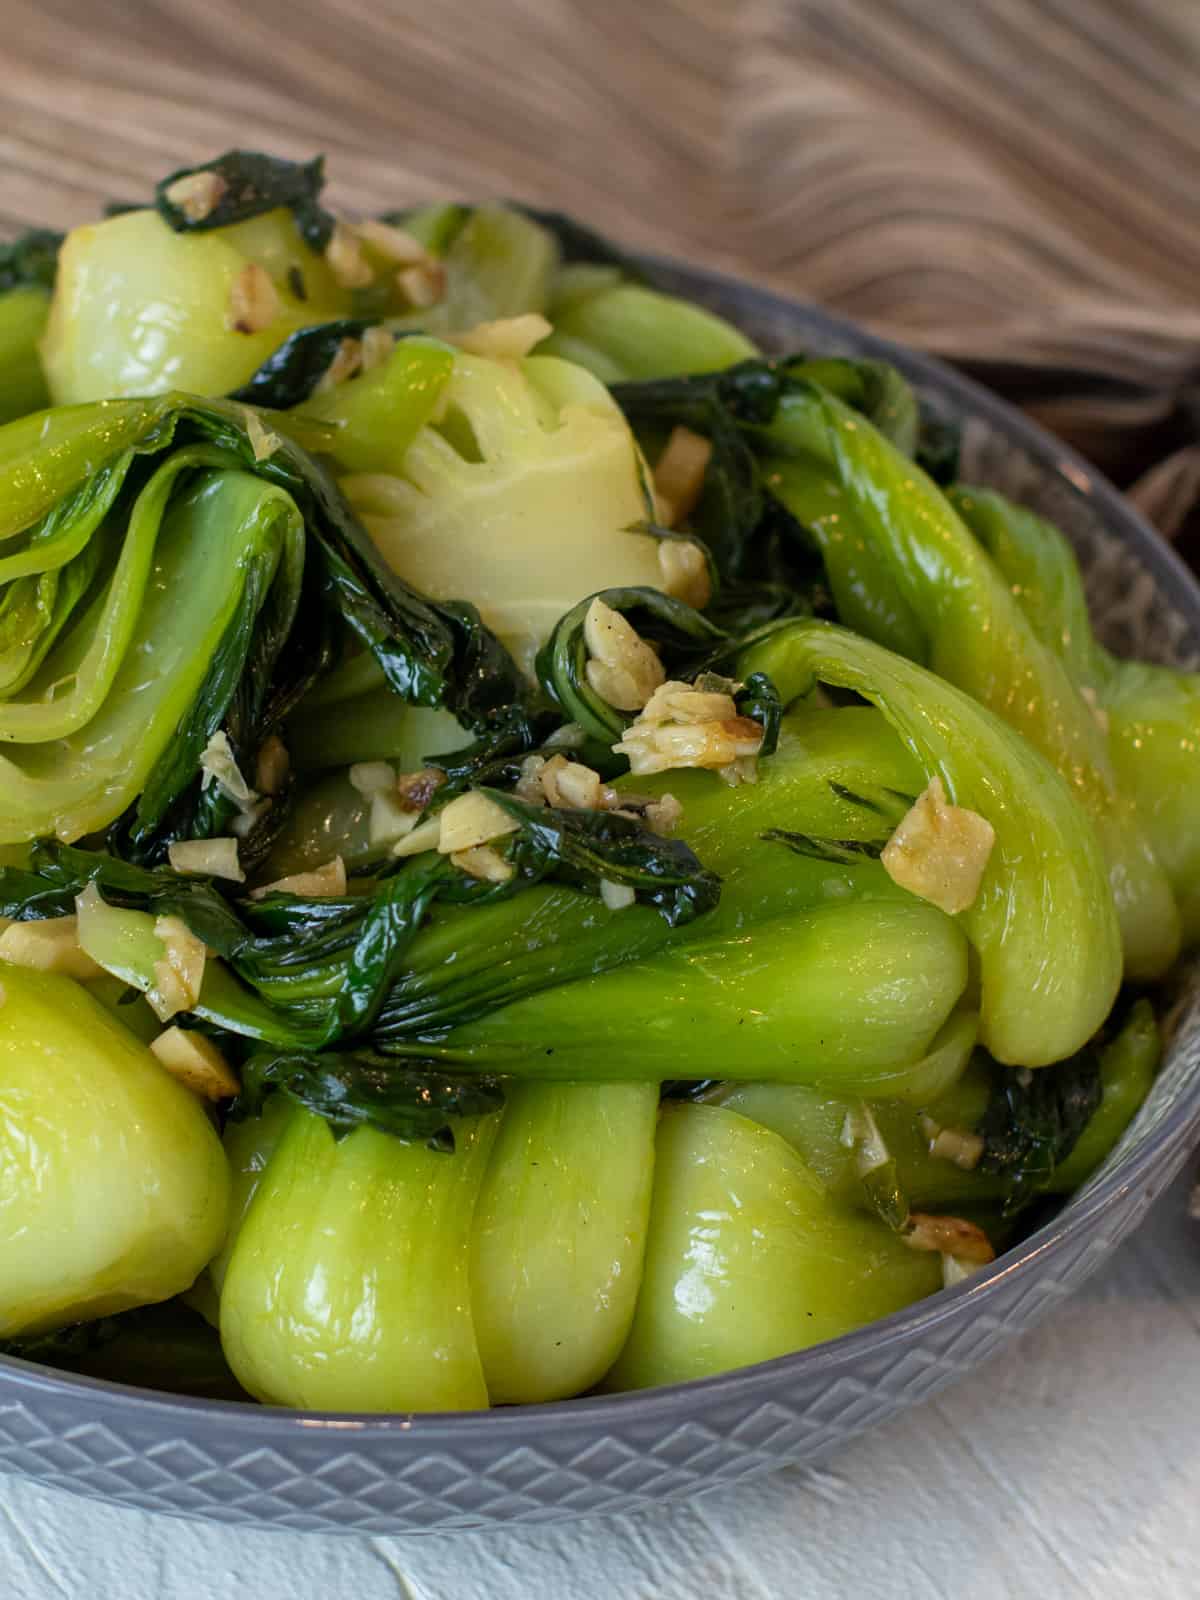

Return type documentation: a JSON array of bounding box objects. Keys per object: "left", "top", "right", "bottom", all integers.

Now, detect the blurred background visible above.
[{"left": 2, "top": 0, "right": 1198, "bottom": 543}]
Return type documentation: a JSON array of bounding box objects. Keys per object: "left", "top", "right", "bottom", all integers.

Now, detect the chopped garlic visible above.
[
  {"left": 227, "top": 263, "right": 280, "bottom": 334},
  {"left": 395, "top": 767, "right": 445, "bottom": 811},
  {"left": 355, "top": 218, "right": 430, "bottom": 266},
  {"left": 614, "top": 679, "right": 763, "bottom": 782},
  {"left": 349, "top": 761, "right": 397, "bottom": 797},
  {"left": 200, "top": 731, "right": 256, "bottom": 804},
  {"left": 658, "top": 538, "right": 712, "bottom": 609},
  {"left": 0, "top": 917, "right": 103, "bottom": 980},
  {"left": 314, "top": 336, "right": 363, "bottom": 394},
  {"left": 654, "top": 426, "right": 713, "bottom": 527},
  {"left": 584, "top": 597, "right": 666, "bottom": 712},
  {"left": 397, "top": 260, "right": 447, "bottom": 309},
  {"left": 150, "top": 916, "right": 207, "bottom": 1022},
  {"left": 543, "top": 721, "right": 587, "bottom": 751},
  {"left": 242, "top": 408, "right": 281, "bottom": 462},
  {"left": 902, "top": 1212, "right": 995, "bottom": 1264},
  {"left": 840, "top": 1104, "right": 891, "bottom": 1177},
  {"left": 928, "top": 1124, "right": 986, "bottom": 1172},
  {"left": 163, "top": 170, "right": 227, "bottom": 222},
  {"left": 645, "top": 792, "right": 683, "bottom": 834},
  {"left": 515, "top": 754, "right": 548, "bottom": 804},
  {"left": 451, "top": 844, "right": 515, "bottom": 883},
  {"left": 359, "top": 325, "right": 397, "bottom": 372},
  {"left": 941, "top": 1253, "right": 980, "bottom": 1288},
  {"left": 325, "top": 221, "right": 375, "bottom": 289},
  {"left": 369, "top": 790, "right": 421, "bottom": 848},
  {"left": 254, "top": 734, "right": 290, "bottom": 796},
  {"left": 541, "top": 755, "right": 603, "bottom": 811},
  {"left": 1080, "top": 683, "right": 1110, "bottom": 734},
  {"left": 392, "top": 817, "right": 442, "bottom": 858},
  {"left": 600, "top": 879, "right": 636, "bottom": 911},
  {"left": 880, "top": 777, "right": 995, "bottom": 915},
  {"left": 167, "top": 838, "right": 244, "bottom": 882},
  {"left": 150, "top": 1027, "right": 239, "bottom": 1101},
  {"left": 437, "top": 791, "right": 519, "bottom": 855},
  {"left": 448, "top": 313, "right": 552, "bottom": 361},
  {"left": 250, "top": 857, "right": 347, "bottom": 901}
]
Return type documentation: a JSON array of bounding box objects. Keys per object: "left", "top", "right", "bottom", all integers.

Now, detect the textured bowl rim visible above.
[{"left": 5, "top": 256, "right": 1200, "bottom": 1450}]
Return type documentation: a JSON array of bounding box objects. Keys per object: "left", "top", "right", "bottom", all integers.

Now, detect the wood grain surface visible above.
[{"left": 1, "top": 0, "right": 1199, "bottom": 511}]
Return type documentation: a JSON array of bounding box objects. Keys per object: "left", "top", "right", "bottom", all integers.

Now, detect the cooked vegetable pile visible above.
[{"left": 0, "top": 151, "right": 1190, "bottom": 1409}]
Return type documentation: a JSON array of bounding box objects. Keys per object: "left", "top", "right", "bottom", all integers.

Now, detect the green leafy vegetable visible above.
[
  {"left": 977, "top": 1050, "right": 1103, "bottom": 1215},
  {"left": 238, "top": 1048, "right": 504, "bottom": 1149},
  {"left": 0, "top": 227, "right": 62, "bottom": 293},
  {"left": 227, "top": 318, "right": 380, "bottom": 408},
  {"left": 155, "top": 150, "right": 336, "bottom": 252}
]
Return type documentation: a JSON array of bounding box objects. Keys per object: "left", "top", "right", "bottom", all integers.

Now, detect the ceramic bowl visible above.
[{"left": 3, "top": 260, "right": 1199, "bottom": 1534}]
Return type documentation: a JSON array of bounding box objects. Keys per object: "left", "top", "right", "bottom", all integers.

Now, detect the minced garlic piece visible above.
[
  {"left": 360, "top": 325, "right": 397, "bottom": 372},
  {"left": 243, "top": 408, "right": 281, "bottom": 462},
  {"left": 369, "top": 790, "right": 421, "bottom": 848},
  {"left": 880, "top": 778, "right": 995, "bottom": 916},
  {"left": 349, "top": 761, "right": 396, "bottom": 797},
  {"left": 922, "top": 1118, "right": 985, "bottom": 1172},
  {"left": 941, "top": 1254, "right": 978, "bottom": 1288},
  {"left": 227, "top": 264, "right": 281, "bottom": 335},
  {"left": 437, "top": 791, "right": 519, "bottom": 855},
  {"left": 448, "top": 313, "right": 552, "bottom": 361},
  {"left": 584, "top": 598, "right": 666, "bottom": 712},
  {"left": 326, "top": 221, "right": 375, "bottom": 289},
  {"left": 397, "top": 260, "right": 447, "bottom": 309},
  {"left": 1080, "top": 683, "right": 1110, "bottom": 734},
  {"left": 541, "top": 755, "right": 602, "bottom": 811},
  {"left": 614, "top": 680, "right": 763, "bottom": 783},
  {"left": 902, "top": 1212, "right": 995, "bottom": 1264},
  {"left": 654, "top": 426, "right": 713, "bottom": 527},
  {"left": 658, "top": 539, "right": 712, "bottom": 609},
  {"left": 150, "top": 916, "right": 207, "bottom": 1022},
  {"left": 600, "top": 879, "right": 636, "bottom": 911},
  {"left": 250, "top": 857, "right": 347, "bottom": 901},
  {"left": 164, "top": 170, "right": 228, "bottom": 222},
  {"left": 644, "top": 792, "right": 683, "bottom": 834},
  {"left": 0, "top": 917, "right": 103, "bottom": 980},
  {"left": 355, "top": 219, "right": 430, "bottom": 266},
  {"left": 451, "top": 844, "right": 515, "bottom": 883},
  {"left": 254, "top": 734, "right": 290, "bottom": 796},
  {"left": 392, "top": 817, "right": 442, "bottom": 858},
  {"left": 314, "top": 336, "right": 363, "bottom": 394},
  {"left": 396, "top": 768, "right": 445, "bottom": 811},
  {"left": 167, "top": 838, "right": 244, "bottom": 882},
  {"left": 150, "top": 1027, "right": 240, "bottom": 1101},
  {"left": 200, "top": 731, "right": 256, "bottom": 805}
]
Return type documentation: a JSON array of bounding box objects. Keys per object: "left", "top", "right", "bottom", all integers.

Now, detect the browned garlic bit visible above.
[
  {"left": 584, "top": 597, "right": 666, "bottom": 712},
  {"left": 314, "top": 336, "right": 364, "bottom": 394},
  {"left": 614, "top": 679, "right": 764, "bottom": 785},
  {"left": 325, "top": 221, "right": 375, "bottom": 290},
  {"left": 167, "top": 838, "right": 245, "bottom": 883},
  {"left": 653, "top": 425, "right": 712, "bottom": 528},
  {"left": 447, "top": 314, "right": 552, "bottom": 361},
  {"left": 150, "top": 1027, "right": 240, "bottom": 1101},
  {"left": 880, "top": 776, "right": 995, "bottom": 915},
  {"left": 163, "top": 170, "right": 228, "bottom": 222},
  {"left": 359, "top": 325, "right": 397, "bottom": 372},
  {"left": 250, "top": 857, "right": 348, "bottom": 901},
  {"left": 397, "top": 260, "right": 448, "bottom": 309},
  {"left": 902, "top": 1212, "right": 995, "bottom": 1264},
  {"left": 658, "top": 538, "right": 712, "bottom": 610},
  {"left": 449, "top": 845, "right": 514, "bottom": 883},
  {"left": 150, "top": 916, "right": 208, "bottom": 1022},
  {"left": 920, "top": 1113, "right": 985, "bottom": 1172},
  {"left": 227, "top": 263, "right": 281, "bottom": 335}
]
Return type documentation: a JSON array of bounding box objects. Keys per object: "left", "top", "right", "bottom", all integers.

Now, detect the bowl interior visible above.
[{"left": 4, "top": 262, "right": 1200, "bottom": 1532}]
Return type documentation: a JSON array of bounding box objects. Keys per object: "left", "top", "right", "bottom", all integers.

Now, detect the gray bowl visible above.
[{"left": 3, "top": 262, "right": 1199, "bottom": 1535}]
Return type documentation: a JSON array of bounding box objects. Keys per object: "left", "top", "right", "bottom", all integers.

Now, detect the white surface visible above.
[{"left": 2, "top": 1169, "right": 1198, "bottom": 1599}]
